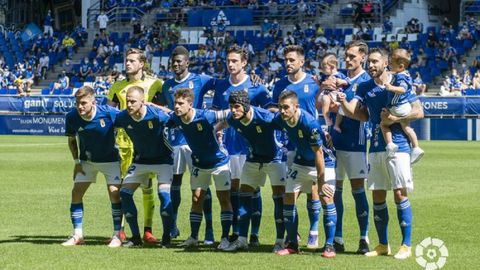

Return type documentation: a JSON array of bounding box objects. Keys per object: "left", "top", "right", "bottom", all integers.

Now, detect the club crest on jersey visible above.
[
  {"left": 127, "top": 125, "right": 133, "bottom": 129},
  {"left": 256, "top": 126, "right": 262, "bottom": 133},
  {"left": 78, "top": 127, "right": 84, "bottom": 132},
  {"left": 237, "top": 128, "right": 242, "bottom": 132},
  {"left": 352, "top": 83, "right": 358, "bottom": 92},
  {"left": 148, "top": 121, "right": 153, "bottom": 129},
  {"left": 189, "top": 80, "right": 194, "bottom": 89},
  {"left": 304, "top": 84, "right": 309, "bottom": 93},
  {"left": 100, "top": 119, "right": 105, "bottom": 127},
  {"left": 298, "top": 130, "right": 304, "bottom": 138},
  {"left": 197, "top": 123, "right": 203, "bottom": 131}
]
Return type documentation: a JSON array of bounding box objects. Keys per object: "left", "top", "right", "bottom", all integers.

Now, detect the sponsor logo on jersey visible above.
[{"left": 100, "top": 119, "right": 105, "bottom": 127}]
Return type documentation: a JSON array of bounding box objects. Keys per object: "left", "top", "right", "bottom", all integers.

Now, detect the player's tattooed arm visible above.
[{"left": 68, "top": 136, "right": 85, "bottom": 180}]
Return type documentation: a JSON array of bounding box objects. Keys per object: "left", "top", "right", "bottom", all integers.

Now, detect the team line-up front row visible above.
[{"left": 62, "top": 42, "right": 424, "bottom": 260}]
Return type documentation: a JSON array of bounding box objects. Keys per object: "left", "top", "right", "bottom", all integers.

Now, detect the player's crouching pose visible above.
[
  {"left": 216, "top": 90, "right": 286, "bottom": 253},
  {"left": 114, "top": 86, "right": 174, "bottom": 248},
  {"left": 62, "top": 86, "right": 123, "bottom": 247},
  {"left": 163, "top": 88, "right": 233, "bottom": 250},
  {"left": 273, "top": 91, "right": 338, "bottom": 258}
]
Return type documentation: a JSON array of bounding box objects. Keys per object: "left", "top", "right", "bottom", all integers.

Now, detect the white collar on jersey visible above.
[
  {"left": 374, "top": 73, "right": 393, "bottom": 88},
  {"left": 240, "top": 108, "right": 254, "bottom": 126},
  {"left": 229, "top": 74, "right": 248, "bottom": 87},
  {"left": 175, "top": 72, "right": 191, "bottom": 83},
  {"left": 348, "top": 69, "right": 366, "bottom": 81},
  {"left": 287, "top": 72, "right": 307, "bottom": 85},
  {"left": 181, "top": 108, "right": 196, "bottom": 125},
  {"left": 286, "top": 109, "right": 301, "bottom": 128},
  {"left": 132, "top": 106, "right": 147, "bottom": 122},
  {"left": 80, "top": 106, "right": 97, "bottom": 122}
]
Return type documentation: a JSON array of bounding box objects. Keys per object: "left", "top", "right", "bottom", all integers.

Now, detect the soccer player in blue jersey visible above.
[
  {"left": 271, "top": 45, "right": 322, "bottom": 249},
  {"left": 216, "top": 90, "right": 286, "bottom": 252},
  {"left": 321, "top": 40, "right": 371, "bottom": 254},
  {"left": 380, "top": 48, "right": 424, "bottom": 163},
  {"left": 114, "top": 86, "right": 174, "bottom": 247},
  {"left": 338, "top": 48, "right": 424, "bottom": 260},
  {"left": 62, "top": 86, "right": 123, "bottom": 248},
  {"left": 273, "top": 91, "right": 337, "bottom": 258},
  {"left": 166, "top": 88, "right": 233, "bottom": 250},
  {"left": 160, "top": 46, "right": 216, "bottom": 244},
  {"left": 212, "top": 45, "right": 271, "bottom": 245}
]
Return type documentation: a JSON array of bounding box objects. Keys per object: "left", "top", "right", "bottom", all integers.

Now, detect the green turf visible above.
[{"left": 0, "top": 136, "right": 478, "bottom": 269}]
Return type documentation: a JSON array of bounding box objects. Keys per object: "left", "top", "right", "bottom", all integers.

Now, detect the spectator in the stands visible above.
[
  {"left": 269, "top": 55, "right": 282, "bottom": 74},
  {"left": 267, "top": 0, "right": 278, "bottom": 15},
  {"left": 52, "top": 70, "right": 70, "bottom": 93},
  {"left": 38, "top": 53, "right": 49, "bottom": 80},
  {"left": 44, "top": 10, "right": 54, "bottom": 37},
  {"left": 97, "top": 11, "right": 109, "bottom": 36},
  {"left": 413, "top": 72, "right": 427, "bottom": 96},
  {"left": 462, "top": 70, "right": 473, "bottom": 88},
  {"left": 62, "top": 59, "right": 74, "bottom": 78},
  {"left": 473, "top": 70, "right": 480, "bottom": 89},
  {"left": 78, "top": 57, "right": 93, "bottom": 81},
  {"left": 23, "top": 65, "right": 35, "bottom": 91},
  {"left": 426, "top": 30, "right": 438, "bottom": 48},
  {"left": 383, "top": 16, "right": 393, "bottom": 34},
  {"left": 62, "top": 34, "right": 76, "bottom": 59},
  {"left": 353, "top": 2, "right": 363, "bottom": 29}
]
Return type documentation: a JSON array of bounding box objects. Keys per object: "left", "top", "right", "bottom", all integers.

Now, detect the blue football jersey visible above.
[
  {"left": 114, "top": 105, "right": 173, "bottom": 165},
  {"left": 212, "top": 76, "right": 272, "bottom": 155},
  {"left": 272, "top": 73, "right": 320, "bottom": 118},
  {"left": 273, "top": 109, "right": 335, "bottom": 168},
  {"left": 388, "top": 71, "right": 414, "bottom": 107},
  {"left": 161, "top": 73, "right": 215, "bottom": 147},
  {"left": 354, "top": 78, "right": 418, "bottom": 153},
  {"left": 331, "top": 70, "right": 371, "bottom": 152},
  {"left": 65, "top": 105, "right": 119, "bottom": 163},
  {"left": 227, "top": 107, "right": 283, "bottom": 163},
  {"left": 168, "top": 109, "right": 229, "bottom": 169}
]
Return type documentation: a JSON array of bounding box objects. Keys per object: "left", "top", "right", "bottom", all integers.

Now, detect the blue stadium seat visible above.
[
  {"left": 8, "top": 89, "right": 17, "bottom": 95},
  {"left": 85, "top": 76, "right": 95, "bottom": 82},
  {"left": 0, "top": 88, "right": 7, "bottom": 94},
  {"left": 41, "top": 88, "right": 50, "bottom": 95},
  {"left": 52, "top": 88, "right": 62, "bottom": 95},
  {"left": 63, "top": 88, "right": 73, "bottom": 95},
  {"left": 73, "top": 82, "right": 83, "bottom": 88}
]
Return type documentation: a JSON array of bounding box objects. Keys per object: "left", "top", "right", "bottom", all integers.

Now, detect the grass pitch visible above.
[{"left": 0, "top": 136, "right": 478, "bottom": 269}]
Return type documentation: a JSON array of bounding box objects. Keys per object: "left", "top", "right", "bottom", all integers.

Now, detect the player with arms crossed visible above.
[
  {"left": 339, "top": 48, "right": 424, "bottom": 259},
  {"left": 62, "top": 86, "right": 122, "bottom": 247},
  {"left": 107, "top": 48, "right": 163, "bottom": 244},
  {"left": 273, "top": 91, "right": 337, "bottom": 257},
  {"left": 114, "top": 86, "right": 174, "bottom": 247},
  {"left": 217, "top": 90, "right": 286, "bottom": 252},
  {"left": 165, "top": 88, "right": 233, "bottom": 250},
  {"left": 212, "top": 45, "right": 271, "bottom": 245}
]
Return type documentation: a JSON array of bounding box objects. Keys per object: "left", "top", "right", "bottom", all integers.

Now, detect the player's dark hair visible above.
[
  {"left": 126, "top": 48, "right": 147, "bottom": 63},
  {"left": 75, "top": 85, "right": 95, "bottom": 99},
  {"left": 172, "top": 46, "right": 189, "bottom": 58},
  {"left": 369, "top": 47, "right": 389, "bottom": 59},
  {"left": 278, "top": 90, "right": 298, "bottom": 103},
  {"left": 228, "top": 90, "right": 251, "bottom": 113},
  {"left": 284, "top": 45, "right": 304, "bottom": 58},
  {"left": 227, "top": 44, "right": 248, "bottom": 62},
  {"left": 174, "top": 88, "right": 194, "bottom": 103},
  {"left": 345, "top": 40, "right": 369, "bottom": 55}
]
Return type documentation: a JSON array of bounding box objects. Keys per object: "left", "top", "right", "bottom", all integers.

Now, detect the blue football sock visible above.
[
  {"left": 238, "top": 192, "right": 253, "bottom": 238},
  {"left": 158, "top": 190, "right": 174, "bottom": 237},
  {"left": 230, "top": 190, "right": 239, "bottom": 235},
  {"left": 120, "top": 188, "right": 140, "bottom": 238},
  {"left": 190, "top": 212, "right": 202, "bottom": 239},
  {"left": 283, "top": 204, "right": 298, "bottom": 245},
  {"left": 352, "top": 188, "right": 369, "bottom": 239},
  {"left": 220, "top": 211, "right": 233, "bottom": 239},
  {"left": 203, "top": 188, "right": 213, "bottom": 233},
  {"left": 250, "top": 189, "right": 262, "bottom": 236},
  {"left": 373, "top": 202, "right": 389, "bottom": 245},
  {"left": 396, "top": 198, "right": 412, "bottom": 246},
  {"left": 111, "top": 202, "right": 122, "bottom": 232},
  {"left": 170, "top": 179, "right": 182, "bottom": 230},
  {"left": 70, "top": 202, "right": 83, "bottom": 233},
  {"left": 272, "top": 194, "right": 284, "bottom": 240},
  {"left": 307, "top": 198, "right": 320, "bottom": 233},
  {"left": 333, "top": 187, "right": 344, "bottom": 239},
  {"left": 323, "top": 203, "right": 337, "bottom": 245}
]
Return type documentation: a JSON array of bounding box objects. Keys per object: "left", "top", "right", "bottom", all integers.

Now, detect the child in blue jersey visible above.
[
  {"left": 165, "top": 88, "right": 233, "bottom": 251},
  {"left": 273, "top": 91, "right": 337, "bottom": 258},
  {"left": 380, "top": 49, "right": 424, "bottom": 163},
  {"left": 319, "top": 53, "right": 349, "bottom": 132},
  {"left": 114, "top": 86, "right": 174, "bottom": 248},
  {"left": 62, "top": 86, "right": 123, "bottom": 248},
  {"left": 217, "top": 91, "right": 286, "bottom": 253}
]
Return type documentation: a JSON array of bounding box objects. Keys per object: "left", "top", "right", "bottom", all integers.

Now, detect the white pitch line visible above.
[{"left": 0, "top": 143, "right": 64, "bottom": 147}]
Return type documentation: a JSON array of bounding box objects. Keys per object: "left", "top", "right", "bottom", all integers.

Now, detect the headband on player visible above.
[{"left": 228, "top": 90, "right": 251, "bottom": 113}]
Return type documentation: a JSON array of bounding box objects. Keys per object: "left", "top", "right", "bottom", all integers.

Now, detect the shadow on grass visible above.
[{"left": 0, "top": 235, "right": 110, "bottom": 246}]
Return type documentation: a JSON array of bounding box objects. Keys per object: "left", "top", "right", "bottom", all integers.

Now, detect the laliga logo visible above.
[{"left": 416, "top": 237, "right": 448, "bottom": 270}]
